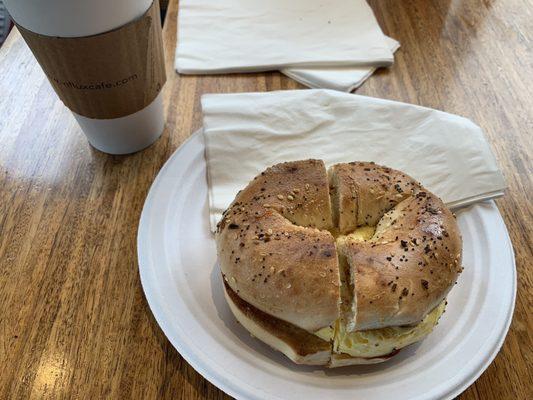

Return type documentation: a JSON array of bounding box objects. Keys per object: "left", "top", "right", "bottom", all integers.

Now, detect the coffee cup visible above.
[{"left": 4, "top": 0, "right": 166, "bottom": 154}]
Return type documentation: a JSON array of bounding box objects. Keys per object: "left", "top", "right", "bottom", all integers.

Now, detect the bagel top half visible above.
[{"left": 215, "top": 159, "right": 462, "bottom": 335}]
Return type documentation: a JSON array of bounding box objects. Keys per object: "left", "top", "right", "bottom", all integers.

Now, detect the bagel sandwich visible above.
[{"left": 216, "top": 160, "right": 462, "bottom": 367}]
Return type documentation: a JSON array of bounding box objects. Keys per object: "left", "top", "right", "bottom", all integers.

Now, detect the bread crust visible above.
[{"left": 329, "top": 352, "right": 398, "bottom": 367}]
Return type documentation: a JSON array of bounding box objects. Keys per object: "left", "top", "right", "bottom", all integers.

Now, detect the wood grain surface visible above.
[{"left": 0, "top": 0, "right": 531, "bottom": 399}]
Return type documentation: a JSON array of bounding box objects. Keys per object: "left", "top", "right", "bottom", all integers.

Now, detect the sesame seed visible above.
[{"left": 277, "top": 194, "right": 284, "bottom": 200}]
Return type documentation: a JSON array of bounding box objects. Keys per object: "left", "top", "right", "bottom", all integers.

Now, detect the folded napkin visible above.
[
  {"left": 282, "top": 36, "right": 400, "bottom": 92},
  {"left": 176, "top": 0, "right": 393, "bottom": 74},
  {"left": 202, "top": 90, "right": 506, "bottom": 231}
]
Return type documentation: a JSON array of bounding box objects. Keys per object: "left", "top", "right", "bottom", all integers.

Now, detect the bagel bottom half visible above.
[{"left": 223, "top": 280, "right": 401, "bottom": 367}]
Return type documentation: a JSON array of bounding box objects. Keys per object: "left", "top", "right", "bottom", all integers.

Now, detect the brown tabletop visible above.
[{"left": 0, "top": 0, "right": 531, "bottom": 399}]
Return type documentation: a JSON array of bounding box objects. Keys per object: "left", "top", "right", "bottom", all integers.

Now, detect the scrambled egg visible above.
[
  {"left": 335, "top": 301, "right": 445, "bottom": 358},
  {"left": 314, "top": 302, "right": 445, "bottom": 358}
]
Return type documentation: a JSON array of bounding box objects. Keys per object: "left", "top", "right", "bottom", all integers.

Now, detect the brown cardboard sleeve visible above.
[{"left": 16, "top": 0, "right": 166, "bottom": 120}]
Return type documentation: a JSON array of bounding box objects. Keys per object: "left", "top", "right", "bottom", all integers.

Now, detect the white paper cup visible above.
[{"left": 4, "top": 0, "right": 165, "bottom": 154}]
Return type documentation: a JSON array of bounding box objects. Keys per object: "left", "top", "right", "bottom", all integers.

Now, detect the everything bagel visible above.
[{"left": 216, "top": 160, "right": 462, "bottom": 367}]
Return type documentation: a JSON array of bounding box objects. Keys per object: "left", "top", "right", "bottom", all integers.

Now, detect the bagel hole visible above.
[{"left": 372, "top": 197, "right": 412, "bottom": 239}]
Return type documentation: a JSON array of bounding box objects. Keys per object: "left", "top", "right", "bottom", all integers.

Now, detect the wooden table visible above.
[{"left": 0, "top": 0, "right": 531, "bottom": 398}]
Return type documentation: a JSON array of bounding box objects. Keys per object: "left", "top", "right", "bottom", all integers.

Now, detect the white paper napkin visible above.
[
  {"left": 176, "top": 0, "right": 393, "bottom": 74},
  {"left": 282, "top": 36, "right": 400, "bottom": 92},
  {"left": 202, "top": 90, "right": 506, "bottom": 231}
]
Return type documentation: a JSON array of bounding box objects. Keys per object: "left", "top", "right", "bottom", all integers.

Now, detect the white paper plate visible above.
[{"left": 138, "top": 130, "right": 516, "bottom": 400}]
